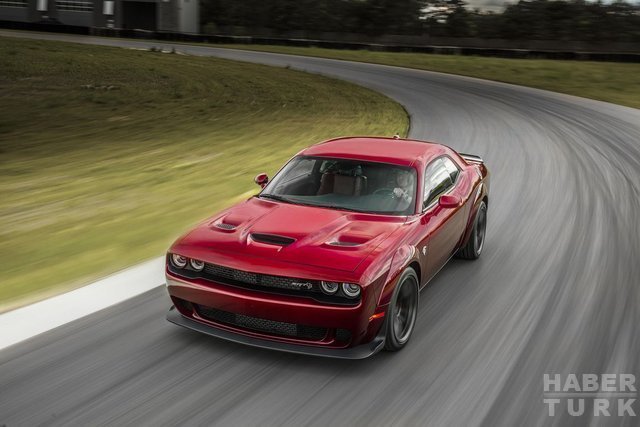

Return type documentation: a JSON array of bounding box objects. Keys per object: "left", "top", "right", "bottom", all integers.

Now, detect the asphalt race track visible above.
[{"left": 1, "top": 31, "right": 639, "bottom": 426}]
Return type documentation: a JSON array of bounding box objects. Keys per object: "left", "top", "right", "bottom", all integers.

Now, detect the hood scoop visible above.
[
  {"left": 250, "top": 233, "right": 296, "bottom": 246},
  {"left": 324, "top": 233, "right": 371, "bottom": 249},
  {"left": 326, "top": 241, "right": 363, "bottom": 247},
  {"left": 213, "top": 222, "right": 237, "bottom": 231}
]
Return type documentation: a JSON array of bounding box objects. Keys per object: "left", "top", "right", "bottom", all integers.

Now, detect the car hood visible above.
[{"left": 176, "top": 197, "right": 405, "bottom": 272}]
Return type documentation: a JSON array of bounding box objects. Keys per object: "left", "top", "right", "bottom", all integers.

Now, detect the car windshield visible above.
[{"left": 259, "top": 156, "right": 417, "bottom": 215}]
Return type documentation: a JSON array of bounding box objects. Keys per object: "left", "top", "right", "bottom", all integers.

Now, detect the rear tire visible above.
[
  {"left": 457, "top": 200, "right": 487, "bottom": 260},
  {"left": 383, "top": 268, "right": 419, "bottom": 352}
]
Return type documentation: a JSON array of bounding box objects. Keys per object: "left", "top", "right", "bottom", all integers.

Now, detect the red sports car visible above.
[{"left": 166, "top": 136, "right": 489, "bottom": 358}]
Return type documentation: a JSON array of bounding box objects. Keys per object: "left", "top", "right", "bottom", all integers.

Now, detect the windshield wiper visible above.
[
  {"left": 258, "top": 193, "right": 293, "bottom": 204},
  {"left": 323, "top": 205, "right": 371, "bottom": 213},
  {"left": 259, "top": 196, "right": 374, "bottom": 213}
]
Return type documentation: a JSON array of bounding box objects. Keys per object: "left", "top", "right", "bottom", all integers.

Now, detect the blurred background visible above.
[
  {"left": 200, "top": 0, "right": 640, "bottom": 54},
  {"left": 1, "top": 0, "right": 639, "bottom": 309},
  {"left": 2, "top": 0, "right": 640, "bottom": 56},
  {"left": 1, "top": 1, "right": 640, "bottom": 425}
]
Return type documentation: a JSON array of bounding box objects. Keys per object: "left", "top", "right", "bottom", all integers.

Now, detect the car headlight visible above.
[
  {"left": 320, "top": 281, "right": 339, "bottom": 295},
  {"left": 342, "top": 283, "right": 361, "bottom": 298},
  {"left": 190, "top": 259, "right": 205, "bottom": 271},
  {"left": 171, "top": 254, "right": 187, "bottom": 268}
]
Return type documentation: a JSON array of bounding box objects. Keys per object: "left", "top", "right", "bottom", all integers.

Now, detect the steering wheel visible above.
[{"left": 373, "top": 188, "right": 395, "bottom": 197}]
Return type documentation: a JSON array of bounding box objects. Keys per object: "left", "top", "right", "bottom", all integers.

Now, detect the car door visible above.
[{"left": 421, "top": 157, "right": 466, "bottom": 281}]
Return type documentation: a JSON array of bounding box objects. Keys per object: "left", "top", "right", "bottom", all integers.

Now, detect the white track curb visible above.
[{"left": 0, "top": 257, "right": 165, "bottom": 351}]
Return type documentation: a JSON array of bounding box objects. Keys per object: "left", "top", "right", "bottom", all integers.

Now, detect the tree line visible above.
[{"left": 201, "top": 0, "right": 640, "bottom": 43}]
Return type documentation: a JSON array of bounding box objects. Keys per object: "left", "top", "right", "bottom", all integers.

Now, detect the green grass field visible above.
[
  {"left": 0, "top": 37, "right": 408, "bottom": 310},
  {"left": 215, "top": 44, "right": 640, "bottom": 110}
]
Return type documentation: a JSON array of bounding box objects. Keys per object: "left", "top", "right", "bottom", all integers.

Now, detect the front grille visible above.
[
  {"left": 204, "top": 263, "right": 259, "bottom": 285},
  {"left": 203, "top": 263, "right": 314, "bottom": 292},
  {"left": 168, "top": 257, "right": 360, "bottom": 306},
  {"left": 195, "top": 305, "right": 327, "bottom": 341},
  {"left": 335, "top": 328, "right": 352, "bottom": 343}
]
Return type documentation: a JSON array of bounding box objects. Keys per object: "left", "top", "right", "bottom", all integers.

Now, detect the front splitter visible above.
[{"left": 166, "top": 306, "right": 385, "bottom": 359}]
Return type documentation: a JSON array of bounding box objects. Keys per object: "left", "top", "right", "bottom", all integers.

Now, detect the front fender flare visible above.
[{"left": 377, "top": 245, "right": 418, "bottom": 307}]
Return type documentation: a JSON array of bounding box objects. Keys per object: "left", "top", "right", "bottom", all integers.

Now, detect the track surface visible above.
[{"left": 1, "top": 32, "right": 639, "bottom": 426}]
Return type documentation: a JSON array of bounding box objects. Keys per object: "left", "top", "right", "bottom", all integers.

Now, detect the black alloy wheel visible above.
[
  {"left": 384, "top": 268, "right": 419, "bottom": 351},
  {"left": 457, "top": 200, "right": 487, "bottom": 260}
]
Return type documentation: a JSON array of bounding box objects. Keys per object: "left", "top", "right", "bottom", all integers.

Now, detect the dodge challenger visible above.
[{"left": 166, "top": 136, "right": 489, "bottom": 358}]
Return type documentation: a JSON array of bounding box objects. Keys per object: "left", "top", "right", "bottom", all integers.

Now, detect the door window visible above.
[
  {"left": 442, "top": 156, "right": 460, "bottom": 183},
  {"left": 423, "top": 158, "right": 454, "bottom": 209}
]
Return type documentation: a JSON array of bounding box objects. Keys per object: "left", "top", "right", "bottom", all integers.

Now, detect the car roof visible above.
[{"left": 299, "top": 136, "right": 450, "bottom": 167}]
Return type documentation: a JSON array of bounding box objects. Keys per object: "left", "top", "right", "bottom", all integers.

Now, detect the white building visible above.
[{"left": 0, "top": 0, "right": 199, "bottom": 33}]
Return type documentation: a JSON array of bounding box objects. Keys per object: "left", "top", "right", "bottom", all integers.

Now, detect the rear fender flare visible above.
[{"left": 460, "top": 183, "right": 488, "bottom": 248}]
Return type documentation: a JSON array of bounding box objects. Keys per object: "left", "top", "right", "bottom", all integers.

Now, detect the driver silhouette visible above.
[{"left": 393, "top": 169, "right": 414, "bottom": 207}]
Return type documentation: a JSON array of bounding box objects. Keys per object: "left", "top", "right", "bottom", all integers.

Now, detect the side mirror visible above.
[
  {"left": 439, "top": 194, "right": 462, "bottom": 208},
  {"left": 254, "top": 173, "right": 269, "bottom": 188}
]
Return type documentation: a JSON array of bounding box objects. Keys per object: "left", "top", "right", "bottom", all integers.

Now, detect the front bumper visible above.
[
  {"left": 165, "top": 271, "right": 388, "bottom": 358},
  {"left": 167, "top": 306, "right": 385, "bottom": 359}
]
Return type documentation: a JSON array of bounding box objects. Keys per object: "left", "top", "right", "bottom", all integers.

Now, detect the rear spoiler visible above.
[{"left": 459, "top": 153, "right": 484, "bottom": 164}]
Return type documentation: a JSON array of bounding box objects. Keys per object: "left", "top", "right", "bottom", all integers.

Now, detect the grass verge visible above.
[
  {"left": 0, "top": 37, "right": 408, "bottom": 310},
  {"left": 214, "top": 44, "right": 640, "bottom": 110}
]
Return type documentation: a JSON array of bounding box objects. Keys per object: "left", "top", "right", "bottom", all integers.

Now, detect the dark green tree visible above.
[{"left": 199, "top": 0, "right": 640, "bottom": 43}]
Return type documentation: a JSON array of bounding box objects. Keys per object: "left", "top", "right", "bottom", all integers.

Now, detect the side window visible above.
[
  {"left": 423, "top": 158, "right": 453, "bottom": 209},
  {"left": 442, "top": 156, "right": 460, "bottom": 183}
]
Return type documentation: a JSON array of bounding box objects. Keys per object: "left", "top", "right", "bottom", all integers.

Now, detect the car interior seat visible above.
[{"left": 317, "top": 173, "right": 366, "bottom": 196}]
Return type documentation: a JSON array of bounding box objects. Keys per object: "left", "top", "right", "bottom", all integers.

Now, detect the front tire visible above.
[
  {"left": 457, "top": 200, "right": 487, "bottom": 260},
  {"left": 383, "top": 268, "right": 419, "bottom": 352}
]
